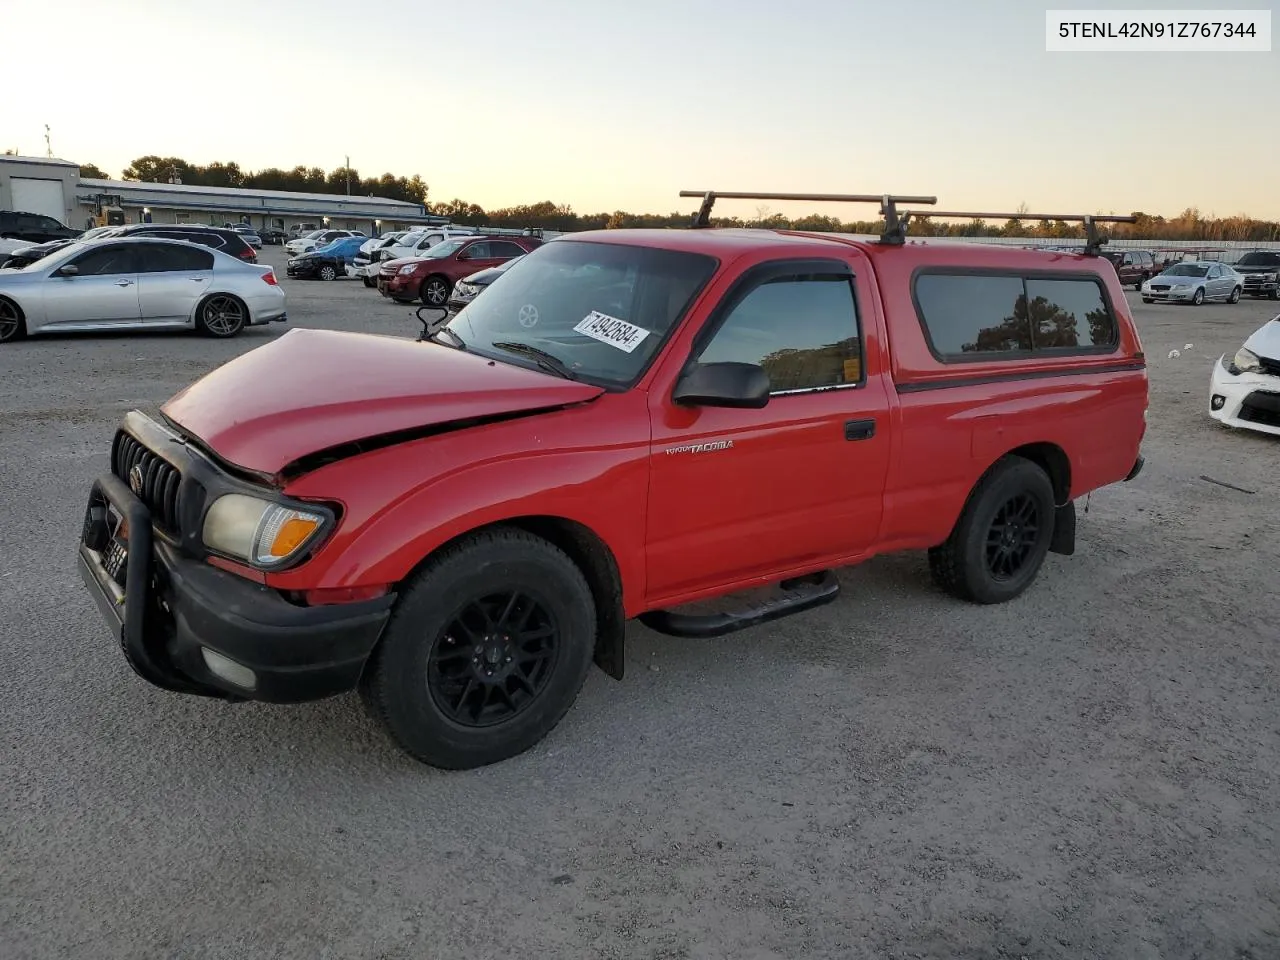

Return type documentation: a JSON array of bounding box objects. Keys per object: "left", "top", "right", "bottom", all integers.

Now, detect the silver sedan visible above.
[
  {"left": 1141, "top": 261, "right": 1244, "bottom": 305},
  {"left": 0, "top": 237, "right": 287, "bottom": 343}
]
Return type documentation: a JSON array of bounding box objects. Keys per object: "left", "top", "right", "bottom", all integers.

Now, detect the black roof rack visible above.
[
  {"left": 898, "top": 210, "right": 1138, "bottom": 256},
  {"left": 678, "top": 190, "right": 937, "bottom": 244}
]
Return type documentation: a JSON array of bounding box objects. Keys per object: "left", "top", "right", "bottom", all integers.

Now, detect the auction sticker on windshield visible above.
[{"left": 573, "top": 311, "right": 651, "bottom": 353}]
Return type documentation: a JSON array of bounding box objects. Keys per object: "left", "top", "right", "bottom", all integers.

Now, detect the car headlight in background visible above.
[
  {"left": 1230, "top": 347, "right": 1263, "bottom": 375},
  {"left": 398, "top": 264, "right": 419, "bottom": 276},
  {"left": 452, "top": 282, "right": 477, "bottom": 300},
  {"left": 202, "top": 493, "right": 330, "bottom": 568}
]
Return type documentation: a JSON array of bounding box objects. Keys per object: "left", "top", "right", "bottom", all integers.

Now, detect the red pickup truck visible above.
[{"left": 77, "top": 192, "right": 1148, "bottom": 769}]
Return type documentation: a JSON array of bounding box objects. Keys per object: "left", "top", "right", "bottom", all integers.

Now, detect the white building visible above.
[{"left": 0, "top": 155, "right": 444, "bottom": 235}]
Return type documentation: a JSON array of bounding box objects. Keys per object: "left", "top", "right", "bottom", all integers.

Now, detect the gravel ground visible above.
[{"left": 1, "top": 248, "right": 1277, "bottom": 960}]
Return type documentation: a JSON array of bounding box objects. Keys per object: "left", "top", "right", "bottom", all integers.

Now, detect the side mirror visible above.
[
  {"left": 56, "top": 264, "right": 79, "bottom": 277},
  {"left": 673, "top": 362, "right": 771, "bottom": 409}
]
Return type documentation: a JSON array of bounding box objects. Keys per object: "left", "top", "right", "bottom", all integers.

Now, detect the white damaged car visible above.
[{"left": 1210, "top": 313, "right": 1280, "bottom": 436}]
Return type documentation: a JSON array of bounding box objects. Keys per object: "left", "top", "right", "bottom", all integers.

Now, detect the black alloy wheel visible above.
[
  {"left": 984, "top": 493, "right": 1040, "bottom": 581},
  {"left": 427, "top": 591, "right": 559, "bottom": 727},
  {"left": 0, "top": 299, "right": 25, "bottom": 343}
]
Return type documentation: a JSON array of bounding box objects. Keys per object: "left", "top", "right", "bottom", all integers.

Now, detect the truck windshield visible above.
[
  {"left": 446, "top": 240, "right": 718, "bottom": 387},
  {"left": 1236, "top": 252, "right": 1280, "bottom": 266}
]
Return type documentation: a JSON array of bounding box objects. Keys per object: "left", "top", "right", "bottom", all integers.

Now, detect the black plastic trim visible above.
[
  {"left": 78, "top": 472, "right": 395, "bottom": 704},
  {"left": 909, "top": 265, "right": 1123, "bottom": 365},
  {"left": 1049, "top": 500, "right": 1076, "bottom": 555},
  {"left": 1125, "top": 455, "right": 1145, "bottom": 482},
  {"left": 894, "top": 358, "right": 1147, "bottom": 394}
]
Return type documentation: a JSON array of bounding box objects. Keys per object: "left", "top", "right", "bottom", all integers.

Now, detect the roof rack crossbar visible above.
[
  {"left": 678, "top": 190, "right": 937, "bottom": 243},
  {"left": 898, "top": 210, "right": 1138, "bottom": 256}
]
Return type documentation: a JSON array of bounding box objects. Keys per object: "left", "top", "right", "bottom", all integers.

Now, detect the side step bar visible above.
[{"left": 637, "top": 570, "right": 840, "bottom": 638}]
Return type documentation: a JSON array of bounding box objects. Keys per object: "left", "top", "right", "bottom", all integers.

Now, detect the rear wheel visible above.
[
  {"left": 362, "top": 276, "right": 375, "bottom": 288},
  {"left": 196, "top": 294, "right": 246, "bottom": 338},
  {"left": 421, "top": 275, "right": 451, "bottom": 306},
  {"left": 0, "top": 297, "right": 26, "bottom": 343},
  {"left": 359, "top": 528, "right": 597, "bottom": 769},
  {"left": 928, "top": 456, "right": 1055, "bottom": 604},
  {"left": 319, "top": 264, "right": 337, "bottom": 281}
]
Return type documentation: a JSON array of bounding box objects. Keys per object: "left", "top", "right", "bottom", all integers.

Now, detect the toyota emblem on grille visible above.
[{"left": 129, "top": 464, "right": 144, "bottom": 495}]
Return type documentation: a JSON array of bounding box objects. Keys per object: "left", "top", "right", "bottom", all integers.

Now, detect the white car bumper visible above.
[{"left": 1209, "top": 355, "right": 1280, "bottom": 436}]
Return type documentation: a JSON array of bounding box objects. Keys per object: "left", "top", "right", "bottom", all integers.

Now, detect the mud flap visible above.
[{"left": 1049, "top": 500, "right": 1076, "bottom": 556}]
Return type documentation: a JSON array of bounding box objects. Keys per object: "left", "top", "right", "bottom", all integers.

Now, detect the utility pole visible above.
[
  {"left": 345, "top": 155, "right": 351, "bottom": 196},
  {"left": 44, "top": 125, "right": 52, "bottom": 158}
]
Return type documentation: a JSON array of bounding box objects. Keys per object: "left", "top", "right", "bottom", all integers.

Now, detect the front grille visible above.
[
  {"left": 1239, "top": 391, "right": 1280, "bottom": 428},
  {"left": 111, "top": 431, "right": 182, "bottom": 532}
]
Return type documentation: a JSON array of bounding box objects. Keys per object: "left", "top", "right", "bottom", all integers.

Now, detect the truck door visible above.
[{"left": 645, "top": 255, "right": 893, "bottom": 601}]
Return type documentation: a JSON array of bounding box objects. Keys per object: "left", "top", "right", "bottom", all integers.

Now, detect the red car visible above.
[
  {"left": 378, "top": 235, "right": 542, "bottom": 306},
  {"left": 77, "top": 192, "right": 1148, "bottom": 770}
]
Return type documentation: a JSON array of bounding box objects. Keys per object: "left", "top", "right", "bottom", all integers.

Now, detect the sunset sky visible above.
[{"left": 6, "top": 0, "right": 1277, "bottom": 220}]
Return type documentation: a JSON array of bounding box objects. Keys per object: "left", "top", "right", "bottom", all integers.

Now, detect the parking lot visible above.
[{"left": 2, "top": 243, "right": 1277, "bottom": 959}]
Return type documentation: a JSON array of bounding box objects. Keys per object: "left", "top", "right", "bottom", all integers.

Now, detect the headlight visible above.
[
  {"left": 1230, "top": 347, "right": 1263, "bottom": 374},
  {"left": 398, "top": 264, "right": 418, "bottom": 275},
  {"left": 202, "top": 493, "right": 329, "bottom": 568},
  {"left": 453, "top": 283, "right": 475, "bottom": 299}
]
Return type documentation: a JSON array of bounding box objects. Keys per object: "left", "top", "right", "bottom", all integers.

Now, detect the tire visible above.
[
  {"left": 319, "top": 264, "right": 337, "bottom": 281},
  {"left": 196, "top": 294, "right": 247, "bottom": 338},
  {"left": 1229, "top": 286, "right": 1241, "bottom": 304},
  {"left": 359, "top": 527, "right": 597, "bottom": 770},
  {"left": 0, "top": 297, "right": 27, "bottom": 343},
  {"left": 362, "top": 276, "right": 375, "bottom": 288},
  {"left": 927, "top": 456, "right": 1056, "bottom": 605},
  {"left": 420, "top": 275, "right": 451, "bottom": 306},
  {"left": 1270, "top": 287, "right": 1280, "bottom": 301},
  {"left": 1191, "top": 287, "right": 1205, "bottom": 306},
  {"left": 1141, "top": 296, "right": 1153, "bottom": 304},
  {"left": 1134, "top": 276, "right": 1145, "bottom": 291}
]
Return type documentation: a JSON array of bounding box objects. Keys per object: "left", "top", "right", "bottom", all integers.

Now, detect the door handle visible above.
[
  {"left": 114, "top": 279, "right": 134, "bottom": 287},
  {"left": 189, "top": 277, "right": 206, "bottom": 282},
  {"left": 845, "top": 418, "right": 876, "bottom": 441}
]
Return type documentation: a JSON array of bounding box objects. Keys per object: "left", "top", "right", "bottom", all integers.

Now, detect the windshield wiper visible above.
[
  {"left": 490, "top": 341, "right": 575, "bottom": 380},
  {"left": 431, "top": 325, "right": 466, "bottom": 349}
]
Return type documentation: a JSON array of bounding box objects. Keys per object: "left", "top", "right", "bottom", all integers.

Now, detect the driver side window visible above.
[
  {"left": 67, "top": 245, "right": 134, "bottom": 276},
  {"left": 695, "top": 272, "right": 863, "bottom": 394}
]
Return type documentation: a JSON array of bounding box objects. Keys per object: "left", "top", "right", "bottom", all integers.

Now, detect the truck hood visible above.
[
  {"left": 1233, "top": 263, "right": 1280, "bottom": 275},
  {"left": 161, "top": 328, "right": 605, "bottom": 477}
]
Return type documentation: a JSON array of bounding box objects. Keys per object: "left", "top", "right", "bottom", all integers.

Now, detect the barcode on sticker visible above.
[{"left": 573, "top": 311, "right": 651, "bottom": 353}]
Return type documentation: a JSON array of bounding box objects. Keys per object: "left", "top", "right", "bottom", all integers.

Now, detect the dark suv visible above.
[
  {"left": 1231, "top": 251, "right": 1280, "bottom": 300},
  {"left": 0, "top": 210, "right": 80, "bottom": 244},
  {"left": 101, "top": 224, "right": 258, "bottom": 263},
  {"left": 1101, "top": 249, "right": 1156, "bottom": 290}
]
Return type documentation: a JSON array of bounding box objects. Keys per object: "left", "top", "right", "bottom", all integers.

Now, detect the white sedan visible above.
[
  {"left": 1209, "top": 313, "right": 1280, "bottom": 436},
  {"left": 0, "top": 237, "right": 286, "bottom": 343}
]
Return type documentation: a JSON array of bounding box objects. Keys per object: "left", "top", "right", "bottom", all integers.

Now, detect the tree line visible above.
[{"left": 73, "top": 156, "right": 1280, "bottom": 242}]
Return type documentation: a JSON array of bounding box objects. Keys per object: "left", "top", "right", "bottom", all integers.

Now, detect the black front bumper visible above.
[
  {"left": 286, "top": 261, "right": 323, "bottom": 278},
  {"left": 79, "top": 460, "right": 394, "bottom": 704}
]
